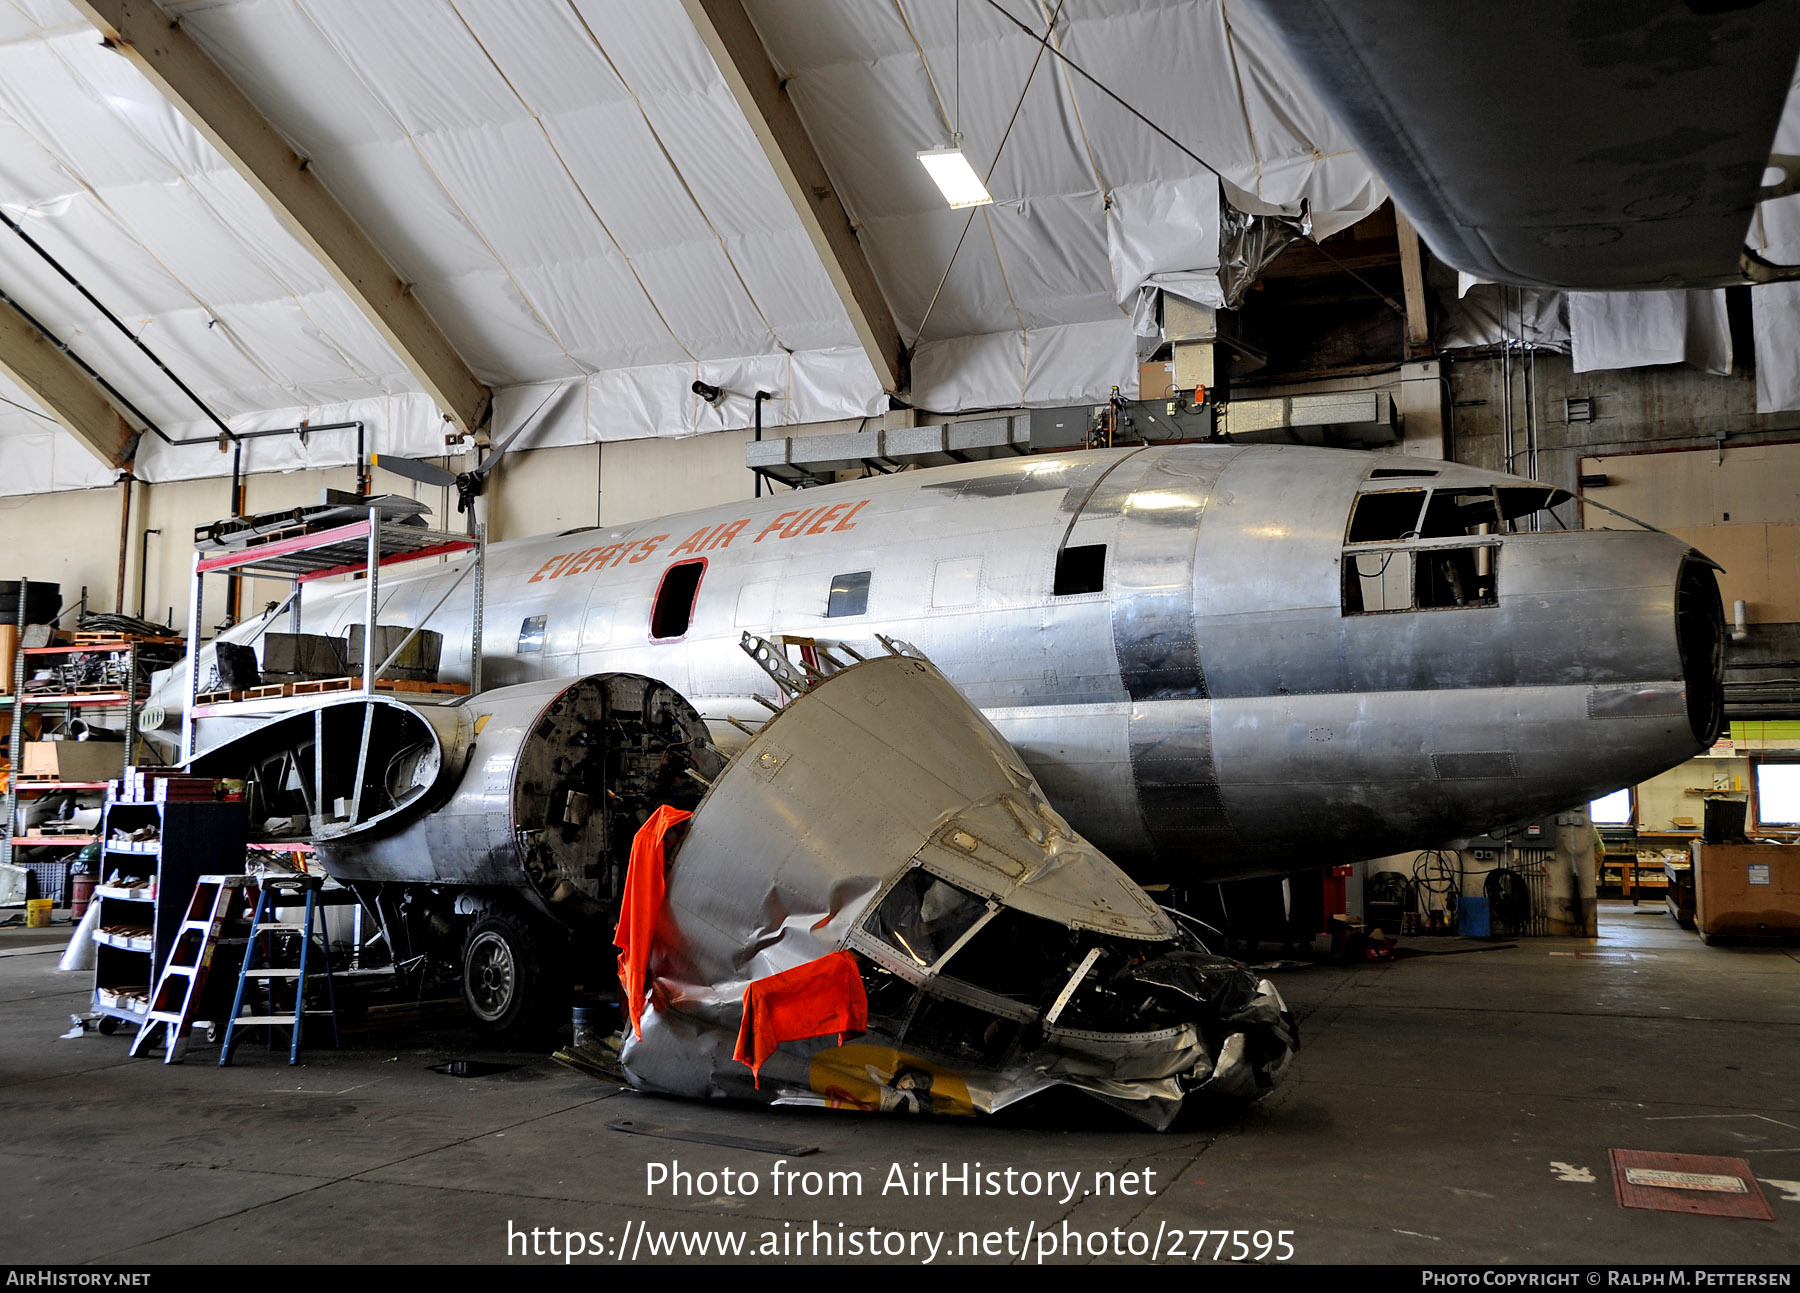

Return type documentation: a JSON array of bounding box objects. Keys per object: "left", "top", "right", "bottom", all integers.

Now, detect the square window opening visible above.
[
  {"left": 1342, "top": 549, "right": 1410, "bottom": 614},
  {"left": 517, "top": 614, "right": 547, "bottom": 653},
  {"left": 1415, "top": 546, "right": 1497, "bottom": 608},
  {"left": 1054, "top": 544, "right": 1106, "bottom": 595},
  {"left": 1756, "top": 763, "right": 1800, "bottom": 826},
  {"left": 827, "top": 570, "right": 871, "bottom": 617}
]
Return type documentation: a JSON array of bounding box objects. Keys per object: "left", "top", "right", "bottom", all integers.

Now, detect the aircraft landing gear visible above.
[{"left": 461, "top": 910, "right": 562, "bottom": 1040}]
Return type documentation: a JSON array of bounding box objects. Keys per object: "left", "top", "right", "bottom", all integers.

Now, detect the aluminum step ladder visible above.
[
  {"left": 219, "top": 874, "right": 340, "bottom": 1066},
  {"left": 130, "top": 874, "right": 258, "bottom": 1064}
]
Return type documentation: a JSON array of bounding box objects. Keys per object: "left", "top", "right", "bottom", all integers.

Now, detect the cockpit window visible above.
[
  {"left": 865, "top": 869, "right": 991, "bottom": 969},
  {"left": 1343, "top": 549, "right": 1412, "bottom": 613},
  {"left": 1347, "top": 490, "right": 1426, "bottom": 543},
  {"left": 1416, "top": 546, "right": 1498, "bottom": 608},
  {"left": 1497, "top": 486, "right": 1573, "bottom": 530},
  {"left": 1419, "top": 488, "right": 1501, "bottom": 538},
  {"left": 1345, "top": 545, "right": 1498, "bottom": 614}
]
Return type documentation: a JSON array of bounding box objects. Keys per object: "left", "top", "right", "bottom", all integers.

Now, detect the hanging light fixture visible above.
[
  {"left": 918, "top": 134, "right": 993, "bottom": 208},
  {"left": 918, "top": 0, "right": 992, "bottom": 209}
]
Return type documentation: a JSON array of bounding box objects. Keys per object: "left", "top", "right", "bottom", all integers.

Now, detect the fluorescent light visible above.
[{"left": 917, "top": 144, "right": 993, "bottom": 209}]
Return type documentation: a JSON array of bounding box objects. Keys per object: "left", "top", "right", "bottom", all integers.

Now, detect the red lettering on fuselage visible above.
[
  {"left": 518, "top": 502, "right": 867, "bottom": 587},
  {"left": 668, "top": 525, "right": 716, "bottom": 558},
  {"left": 707, "top": 518, "right": 749, "bottom": 550}
]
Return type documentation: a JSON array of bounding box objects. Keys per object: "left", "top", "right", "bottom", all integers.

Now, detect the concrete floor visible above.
[{"left": 1, "top": 900, "right": 1796, "bottom": 1267}]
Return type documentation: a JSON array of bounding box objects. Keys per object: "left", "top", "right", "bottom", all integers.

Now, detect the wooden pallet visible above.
[
  {"left": 194, "top": 689, "right": 246, "bottom": 705},
  {"left": 287, "top": 676, "right": 470, "bottom": 697},
  {"left": 371, "top": 678, "right": 469, "bottom": 695},
  {"left": 73, "top": 633, "right": 183, "bottom": 646},
  {"left": 291, "top": 677, "right": 356, "bottom": 696},
  {"left": 244, "top": 682, "right": 295, "bottom": 700}
]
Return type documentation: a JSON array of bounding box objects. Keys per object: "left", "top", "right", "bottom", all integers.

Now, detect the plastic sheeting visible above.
[
  {"left": 1752, "top": 65, "right": 1800, "bottom": 413},
  {"left": 1437, "top": 281, "right": 1570, "bottom": 354},
  {"left": 911, "top": 317, "right": 1137, "bottom": 412},
  {"left": 1108, "top": 174, "right": 1225, "bottom": 317},
  {"left": 1568, "top": 291, "right": 1732, "bottom": 377},
  {"left": 0, "top": 0, "right": 1383, "bottom": 491},
  {"left": 0, "top": 370, "right": 116, "bottom": 496},
  {"left": 750, "top": 0, "right": 1383, "bottom": 386}
]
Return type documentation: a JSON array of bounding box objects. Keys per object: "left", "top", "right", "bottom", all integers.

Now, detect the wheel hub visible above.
[{"left": 466, "top": 931, "right": 516, "bottom": 1021}]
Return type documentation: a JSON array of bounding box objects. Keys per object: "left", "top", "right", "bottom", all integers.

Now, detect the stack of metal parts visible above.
[
  {"left": 29, "top": 648, "right": 175, "bottom": 696},
  {"left": 193, "top": 492, "right": 430, "bottom": 553}
]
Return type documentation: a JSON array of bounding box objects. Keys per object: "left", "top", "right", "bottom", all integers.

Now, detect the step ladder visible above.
[
  {"left": 219, "top": 874, "right": 340, "bottom": 1066},
  {"left": 130, "top": 875, "right": 259, "bottom": 1064}
]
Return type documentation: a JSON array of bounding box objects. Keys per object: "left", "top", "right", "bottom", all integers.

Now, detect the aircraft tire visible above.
[{"left": 460, "top": 911, "right": 560, "bottom": 1040}]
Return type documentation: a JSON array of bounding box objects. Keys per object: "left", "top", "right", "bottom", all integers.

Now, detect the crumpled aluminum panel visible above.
[{"left": 619, "top": 647, "right": 1296, "bottom": 1127}]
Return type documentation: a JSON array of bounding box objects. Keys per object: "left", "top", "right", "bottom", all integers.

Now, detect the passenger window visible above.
[
  {"left": 517, "top": 615, "right": 547, "bottom": 653},
  {"left": 1347, "top": 490, "right": 1426, "bottom": 543},
  {"left": 1419, "top": 488, "right": 1500, "bottom": 538},
  {"left": 1415, "top": 547, "right": 1498, "bottom": 608},
  {"left": 826, "top": 570, "right": 871, "bottom": 618},
  {"left": 1054, "top": 544, "right": 1106, "bottom": 595},
  {"left": 650, "top": 561, "right": 705, "bottom": 639}
]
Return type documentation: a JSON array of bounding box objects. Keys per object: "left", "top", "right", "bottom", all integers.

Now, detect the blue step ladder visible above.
[{"left": 219, "top": 874, "right": 340, "bottom": 1066}]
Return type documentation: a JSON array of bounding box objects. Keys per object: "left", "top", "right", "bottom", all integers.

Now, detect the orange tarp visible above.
[
  {"left": 613, "top": 804, "right": 692, "bottom": 1039},
  {"left": 734, "top": 950, "right": 869, "bottom": 1084}
]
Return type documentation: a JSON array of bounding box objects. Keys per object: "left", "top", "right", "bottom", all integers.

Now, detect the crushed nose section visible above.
[{"left": 612, "top": 634, "right": 1297, "bottom": 1129}]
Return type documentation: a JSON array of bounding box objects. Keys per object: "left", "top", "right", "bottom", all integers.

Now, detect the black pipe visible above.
[
  {"left": 0, "top": 208, "right": 236, "bottom": 443},
  {"left": 753, "top": 390, "right": 772, "bottom": 499},
  {"left": 138, "top": 528, "right": 160, "bottom": 620},
  {"left": 225, "top": 420, "right": 364, "bottom": 510}
]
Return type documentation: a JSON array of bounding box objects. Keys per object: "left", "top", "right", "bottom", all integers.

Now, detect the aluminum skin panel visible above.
[
  {"left": 1208, "top": 682, "right": 1698, "bottom": 874},
  {"left": 1103, "top": 451, "right": 1231, "bottom": 702}
]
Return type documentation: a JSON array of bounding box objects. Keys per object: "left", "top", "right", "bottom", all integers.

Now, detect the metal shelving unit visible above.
[
  {"left": 3, "top": 592, "right": 149, "bottom": 898},
  {"left": 181, "top": 504, "right": 484, "bottom": 764}
]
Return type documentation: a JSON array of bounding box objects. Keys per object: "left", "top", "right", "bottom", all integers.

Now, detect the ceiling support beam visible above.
[
  {"left": 1394, "top": 208, "right": 1433, "bottom": 359},
  {"left": 680, "top": 0, "right": 905, "bottom": 395},
  {"left": 72, "top": 0, "right": 491, "bottom": 436},
  {"left": 0, "top": 296, "right": 135, "bottom": 469}
]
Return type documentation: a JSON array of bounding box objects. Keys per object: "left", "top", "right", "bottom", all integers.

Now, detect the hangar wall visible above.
[{"left": 0, "top": 415, "right": 873, "bottom": 634}]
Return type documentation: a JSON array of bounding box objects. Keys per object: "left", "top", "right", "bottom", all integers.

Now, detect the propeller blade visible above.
[
  {"left": 469, "top": 385, "right": 565, "bottom": 484},
  {"left": 371, "top": 453, "right": 458, "bottom": 489}
]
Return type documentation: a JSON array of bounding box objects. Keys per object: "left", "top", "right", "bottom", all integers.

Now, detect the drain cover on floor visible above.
[
  {"left": 429, "top": 1059, "right": 523, "bottom": 1078},
  {"left": 1609, "top": 1149, "right": 1773, "bottom": 1220}
]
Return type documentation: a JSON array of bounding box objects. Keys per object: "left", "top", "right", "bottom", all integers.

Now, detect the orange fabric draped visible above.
[
  {"left": 613, "top": 804, "right": 693, "bottom": 1039},
  {"left": 733, "top": 950, "right": 869, "bottom": 1085}
]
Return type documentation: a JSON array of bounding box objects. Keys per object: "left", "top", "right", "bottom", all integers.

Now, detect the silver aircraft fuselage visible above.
[{"left": 178, "top": 443, "right": 1724, "bottom": 882}]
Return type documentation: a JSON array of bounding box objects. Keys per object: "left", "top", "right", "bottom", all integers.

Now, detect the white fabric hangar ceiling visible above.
[{"left": 0, "top": 0, "right": 1384, "bottom": 494}]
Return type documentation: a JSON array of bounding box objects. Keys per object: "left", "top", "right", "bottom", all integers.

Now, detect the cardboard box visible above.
[
  {"left": 20, "top": 740, "right": 124, "bottom": 784},
  {"left": 1137, "top": 360, "right": 1175, "bottom": 401},
  {"left": 1693, "top": 842, "right": 1800, "bottom": 940}
]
